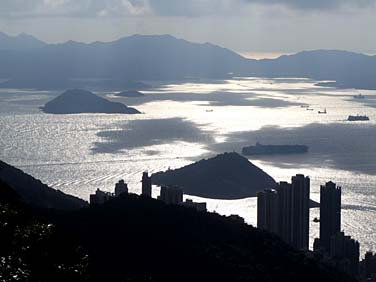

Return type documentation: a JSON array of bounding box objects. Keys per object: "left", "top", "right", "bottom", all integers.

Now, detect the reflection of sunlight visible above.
[
  {"left": 143, "top": 77, "right": 321, "bottom": 94},
  {"left": 2, "top": 77, "right": 376, "bottom": 254},
  {"left": 239, "top": 52, "right": 290, "bottom": 60},
  {"left": 144, "top": 82, "right": 228, "bottom": 94}
]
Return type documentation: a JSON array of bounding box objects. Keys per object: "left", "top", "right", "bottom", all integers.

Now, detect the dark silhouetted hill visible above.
[
  {"left": 0, "top": 164, "right": 352, "bottom": 282},
  {"left": 41, "top": 89, "right": 141, "bottom": 114},
  {"left": 152, "top": 152, "right": 276, "bottom": 199},
  {"left": 50, "top": 193, "right": 354, "bottom": 282},
  {"left": 0, "top": 180, "right": 89, "bottom": 282},
  {"left": 0, "top": 160, "right": 87, "bottom": 210},
  {"left": 0, "top": 31, "right": 47, "bottom": 50}
]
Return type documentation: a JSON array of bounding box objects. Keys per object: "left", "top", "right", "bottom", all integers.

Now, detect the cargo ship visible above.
[
  {"left": 353, "top": 93, "right": 365, "bottom": 99},
  {"left": 242, "top": 143, "right": 309, "bottom": 156},
  {"left": 347, "top": 115, "right": 369, "bottom": 121}
]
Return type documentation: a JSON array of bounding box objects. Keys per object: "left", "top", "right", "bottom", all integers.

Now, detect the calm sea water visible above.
[{"left": 0, "top": 77, "right": 375, "bottom": 255}]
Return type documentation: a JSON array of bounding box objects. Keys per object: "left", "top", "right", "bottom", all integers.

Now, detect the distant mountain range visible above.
[
  {"left": 0, "top": 31, "right": 47, "bottom": 50},
  {"left": 0, "top": 32, "right": 375, "bottom": 90}
]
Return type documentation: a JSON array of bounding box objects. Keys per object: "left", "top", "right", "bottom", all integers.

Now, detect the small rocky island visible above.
[
  {"left": 41, "top": 89, "right": 141, "bottom": 114},
  {"left": 115, "top": 90, "right": 145, "bottom": 97},
  {"left": 152, "top": 152, "right": 319, "bottom": 207},
  {"left": 152, "top": 152, "right": 276, "bottom": 199}
]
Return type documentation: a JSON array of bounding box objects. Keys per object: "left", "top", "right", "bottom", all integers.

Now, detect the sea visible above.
[{"left": 0, "top": 77, "right": 375, "bottom": 256}]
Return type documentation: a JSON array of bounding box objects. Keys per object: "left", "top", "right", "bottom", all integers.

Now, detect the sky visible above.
[{"left": 0, "top": 0, "right": 375, "bottom": 56}]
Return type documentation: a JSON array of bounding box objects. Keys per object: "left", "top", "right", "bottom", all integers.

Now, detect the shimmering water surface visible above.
[{"left": 1, "top": 77, "right": 376, "bottom": 254}]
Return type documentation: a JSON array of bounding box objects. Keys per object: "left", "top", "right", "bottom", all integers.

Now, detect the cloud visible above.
[
  {"left": 0, "top": 0, "right": 151, "bottom": 18},
  {"left": 243, "top": 0, "right": 376, "bottom": 10},
  {"left": 145, "top": 0, "right": 236, "bottom": 17},
  {"left": 0, "top": 0, "right": 375, "bottom": 18}
]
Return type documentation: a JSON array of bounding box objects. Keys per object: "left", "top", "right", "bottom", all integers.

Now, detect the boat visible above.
[
  {"left": 347, "top": 115, "right": 369, "bottom": 121},
  {"left": 313, "top": 217, "right": 320, "bottom": 223},
  {"left": 206, "top": 109, "right": 213, "bottom": 112},
  {"left": 306, "top": 108, "right": 314, "bottom": 111},
  {"left": 301, "top": 105, "right": 309, "bottom": 108},
  {"left": 318, "top": 108, "right": 327, "bottom": 114},
  {"left": 242, "top": 142, "right": 309, "bottom": 156},
  {"left": 353, "top": 93, "right": 365, "bottom": 99}
]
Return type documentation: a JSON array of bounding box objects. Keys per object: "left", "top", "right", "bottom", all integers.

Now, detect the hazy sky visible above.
[{"left": 0, "top": 0, "right": 375, "bottom": 55}]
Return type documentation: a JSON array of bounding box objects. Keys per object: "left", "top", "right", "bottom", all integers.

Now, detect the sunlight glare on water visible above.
[{"left": 0, "top": 77, "right": 376, "bottom": 253}]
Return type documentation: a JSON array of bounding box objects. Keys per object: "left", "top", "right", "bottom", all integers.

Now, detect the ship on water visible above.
[
  {"left": 242, "top": 142, "right": 309, "bottom": 156},
  {"left": 353, "top": 93, "right": 365, "bottom": 99},
  {"left": 347, "top": 114, "right": 369, "bottom": 121}
]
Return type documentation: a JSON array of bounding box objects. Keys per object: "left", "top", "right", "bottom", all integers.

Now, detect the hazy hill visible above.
[
  {"left": 254, "top": 50, "right": 376, "bottom": 89},
  {"left": 0, "top": 31, "right": 47, "bottom": 50},
  {"left": 0, "top": 33, "right": 375, "bottom": 89},
  {"left": 0, "top": 160, "right": 87, "bottom": 210},
  {"left": 41, "top": 89, "right": 141, "bottom": 114},
  {"left": 0, "top": 34, "right": 250, "bottom": 89},
  {"left": 152, "top": 152, "right": 276, "bottom": 199}
]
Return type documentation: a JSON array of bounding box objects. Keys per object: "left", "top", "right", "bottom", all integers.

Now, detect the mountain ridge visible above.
[
  {"left": 0, "top": 31, "right": 47, "bottom": 50},
  {"left": 1, "top": 32, "right": 372, "bottom": 61},
  {"left": 0, "top": 32, "right": 375, "bottom": 90}
]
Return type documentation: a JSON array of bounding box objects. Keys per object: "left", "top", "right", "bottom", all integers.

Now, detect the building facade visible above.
[
  {"left": 158, "top": 185, "right": 183, "bottom": 205},
  {"left": 291, "top": 174, "right": 310, "bottom": 250},
  {"left": 181, "top": 199, "right": 207, "bottom": 212},
  {"left": 276, "top": 181, "right": 292, "bottom": 244},
  {"left": 257, "top": 189, "right": 279, "bottom": 234},
  {"left": 90, "top": 189, "right": 114, "bottom": 205},
  {"left": 330, "top": 232, "right": 360, "bottom": 277},
  {"left": 320, "top": 181, "right": 341, "bottom": 252},
  {"left": 115, "top": 179, "right": 128, "bottom": 196},
  {"left": 142, "top": 172, "right": 152, "bottom": 197},
  {"left": 257, "top": 174, "right": 310, "bottom": 251},
  {"left": 361, "top": 251, "right": 376, "bottom": 281}
]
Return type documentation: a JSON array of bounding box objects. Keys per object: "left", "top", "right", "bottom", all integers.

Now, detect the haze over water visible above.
[{"left": 1, "top": 77, "right": 376, "bottom": 254}]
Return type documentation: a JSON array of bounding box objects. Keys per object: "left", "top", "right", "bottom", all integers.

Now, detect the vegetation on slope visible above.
[{"left": 0, "top": 180, "right": 89, "bottom": 282}]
